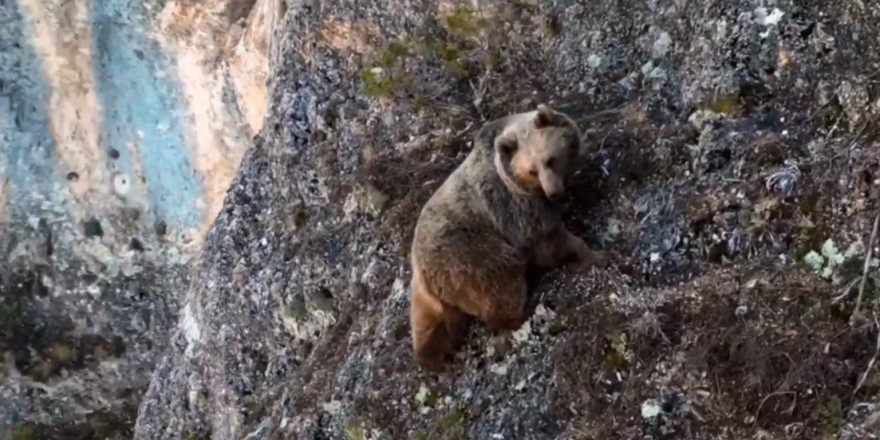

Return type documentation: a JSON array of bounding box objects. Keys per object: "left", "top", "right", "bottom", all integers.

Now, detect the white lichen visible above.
[
  {"left": 587, "top": 54, "right": 604, "bottom": 70},
  {"left": 651, "top": 31, "right": 672, "bottom": 58},
  {"left": 803, "top": 250, "right": 824, "bottom": 271},
  {"left": 756, "top": 7, "right": 785, "bottom": 26},
  {"left": 821, "top": 239, "right": 844, "bottom": 265},
  {"left": 511, "top": 320, "right": 533, "bottom": 345},
  {"left": 489, "top": 362, "right": 509, "bottom": 376},
  {"left": 755, "top": 7, "right": 785, "bottom": 38},
  {"left": 415, "top": 382, "right": 434, "bottom": 414},
  {"left": 389, "top": 278, "right": 406, "bottom": 301},
  {"left": 181, "top": 303, "right": 201, "bottom": 357},
  {"left": 321, "top": 400, "right": 342, "bottom": 414},
  {"left": 511, "top": 304, "right": 556, "bottom": 346},
  {"left": 804, "top": 238, "right": 861, "bottom": 282},
  {"left": 641, "top": 401, "right": 662, "bottom": 419}
]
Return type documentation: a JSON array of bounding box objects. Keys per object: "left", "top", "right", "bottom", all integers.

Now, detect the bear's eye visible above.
[{"left": 545, "top": 157, "right": 556, "bottom": 168}]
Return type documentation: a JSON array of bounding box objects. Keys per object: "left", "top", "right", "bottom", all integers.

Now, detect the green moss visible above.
[
  {"left": 818, "top": 395, "right": 844, "bottom": 436},
  {"left": 0, "top": 283, "right": 25, "bottom": 347},
  {"left": 861, "top": 368, "right": 880, "bottom": 397},
  {"left": 702, "top": 94, "right": 742, "bottom": 115},
  {"left": 479, "top": 52, "right": 497, "bottom": 70},
  {"left": 182, "top": 431, "right": 210, "bottom": 440},
  {"left": 604, "top": 346, "right": 626, "bottom": 369},
  {"left": 605, "top": 332, "right": 632, "bottom": 370},
  {"left": 445, "top": 8, "right": 481, "bottom": 37},
  {"left": 49, "top": 342, "right": 74, "bottom": 362},
  {"left": 438, "top": 43, "right": 467, "bottom": 76},
  {"left": 0, "top": 297, "right": 23, "bottom": 329},
  {"left": 360, "top": 68, "right": 394, "bottom": 98},
  {"left": 4, "top": 425, "right": 35, "bottom": 440},
  {"left": 399, "top": 243, "right": 411, "bottom": 259},
  {"left": 284, "top": 295, "right": 308, "bottom": 320},
  {"left": 412, "top": 95, "right": 431, "bottom": 111},
  {"left": 27, "top": 359, "right": 54, "bottom": 382},
  {"left": 294, "top": 209, "right": 309, "bottom": 228},
  {"left": 548, "top": 316, "right": 568, "bottom": 336},
  {"left": 243, "top": 398, "right": 264, "bottom": 419},
  {"left": 310, "top": 289, "right": 336, "bottom": 312},
  {"left": 816, "top": 102, "right": 843, "bottom": 130},
  {"left": 345, "top": 419, "right": 367, "bottom": 440},
  {"left": 412, "top": 430, "right": 428, "bottom": 440},
  {"left": 352, "top": 184, "right": 390, "bottom": 216},
  {"left": 424, "top": 392, "right": 440, "bottom": 408},
  {"left": 435, "top": 406, "right": 469, "bottom": 435},
  {"left": 379, "top": 40, "right": 410, "bottom": 67}
]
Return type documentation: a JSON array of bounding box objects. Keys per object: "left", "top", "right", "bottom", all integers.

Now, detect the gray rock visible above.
[
  {"left": 6, "top": 0, "right": 880, "bottom": 438},
  {"left": 0, "top": 0, "right": 255, "bottom": 436},
  {"left": 132, "top": 1, "right": 880, "bottom": 439}
]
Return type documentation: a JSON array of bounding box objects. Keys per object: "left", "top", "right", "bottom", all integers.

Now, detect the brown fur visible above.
[{"left": 408, "top": 104, "right": 607, "bottom": 373}]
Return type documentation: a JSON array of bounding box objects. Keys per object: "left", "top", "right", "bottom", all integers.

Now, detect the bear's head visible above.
[{"left": 492, "top": 104, "right": 583, "bottom": 200}]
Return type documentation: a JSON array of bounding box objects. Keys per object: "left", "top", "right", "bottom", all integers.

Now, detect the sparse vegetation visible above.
[
  {"left": 4, "top": 425, "right": 34, "bottom": 440},
  {"left": 69, "top": 0, "right": 880, "bottom": 439},
  {"left": 358, "top": 5, "right": 498, "bottom": 107}
]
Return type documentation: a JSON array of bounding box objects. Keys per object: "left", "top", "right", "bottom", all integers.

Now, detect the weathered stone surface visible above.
[
  {"left": 129, "top": 1, "right": 880, "bottom": 439},
  {"left": 0, "top": 0, "right": 268, "bottom": 437},
  {"left": 6, "top": 0, "right": 880, "bottom": 437}
]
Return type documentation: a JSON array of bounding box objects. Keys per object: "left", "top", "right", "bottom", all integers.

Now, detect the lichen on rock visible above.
[
  {"left": 6, "top": 0, "right": 880, "bottom": 438},
  {"left": 132, "top": 0, "right": 880, "bottom": 438}
]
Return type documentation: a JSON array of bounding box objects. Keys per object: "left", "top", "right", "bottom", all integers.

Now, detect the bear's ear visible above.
[
  {"left": 476, "top": 115, "right": 510, "bottom": 150},
  {"left": 495, "top": 136, "right": 518, "bottom": 157},
  {"left": 535, "top": 104, "right": 555, "bottom": 128}
]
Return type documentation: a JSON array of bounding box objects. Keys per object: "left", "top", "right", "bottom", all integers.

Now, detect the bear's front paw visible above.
[{"left": 574, "top": 248, "right": 614, "bottom": 271}]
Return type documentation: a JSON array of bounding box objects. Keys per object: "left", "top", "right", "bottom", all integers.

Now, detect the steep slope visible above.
[
  {"left": 0, "top": 0, "right": 270, "bottom": 437},
  {"left": 126, "top": 0, "right": 878, "bottom": 438}
]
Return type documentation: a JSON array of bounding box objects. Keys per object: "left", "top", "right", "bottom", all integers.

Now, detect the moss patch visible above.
[
  {"left": 552, "top": 264, "right": 878, "bottom": 438},
  {"left": 3, "top": 425, "right": 35, "bottom": 440},
  {"left": 444, "top": 7, "right": 483, "bottom": 38},
  {"left": 358, "top": 6, "right": 494, "bottom": 103},
  {"left": 361, "top": 67, "right": 395, "bottom": 99}
]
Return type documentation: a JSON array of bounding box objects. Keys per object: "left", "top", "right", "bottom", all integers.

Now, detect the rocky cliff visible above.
[
  {"left": 0, "top": 0, "right": 269, "bottom": 437},
  {"left": 132, "top": 0, "right": 880, "bottom": 439},
  {"left": 5, "top": 0, "right": 880, "bottom": 439}
]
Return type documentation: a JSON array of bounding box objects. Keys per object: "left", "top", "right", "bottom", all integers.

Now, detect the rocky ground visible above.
[
  {"left": 0, "top": 0, "right": 262, "bottom": 438},
  {"left": 9, "top": 0, "right": 880, "bottom": 438},
  {"left": 131, "top": 0, "right": 880, "bottom": 439}
]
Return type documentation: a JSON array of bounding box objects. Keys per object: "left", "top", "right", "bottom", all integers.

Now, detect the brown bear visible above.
[{"left": 408, "top": 104, "right": 607, "bottom": 373}]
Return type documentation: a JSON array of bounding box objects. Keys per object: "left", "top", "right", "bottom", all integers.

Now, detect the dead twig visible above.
[
  {"left": 851, "top": 313, "right": 880, "bottom": 398},
  {"left": 852, "top": 213, "right": 880, "bottom": 322},
  {"left": 831, "top": 277, "right": 861, "bottom": 304},
  {"left": 574, "top": 104, "right": 631, "bottom": 124},
  {"left": 753, "top": 391, "right": 797, "bottom": 424}
]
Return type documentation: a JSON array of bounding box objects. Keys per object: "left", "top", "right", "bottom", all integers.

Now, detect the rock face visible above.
[
  {"left": 130, "top": 0, "right": 880, "bottom": 439},
  {"left": 0, "top": 0, "right": 268, "bottom": 437}
]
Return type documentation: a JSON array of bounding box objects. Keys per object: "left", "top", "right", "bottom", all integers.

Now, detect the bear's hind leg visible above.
[
  {"left": 422, "top": 231, "right": 530, "bottom": 336},
  {"left": 410, "top": 276, "right": 463, "bottom": 373}
]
